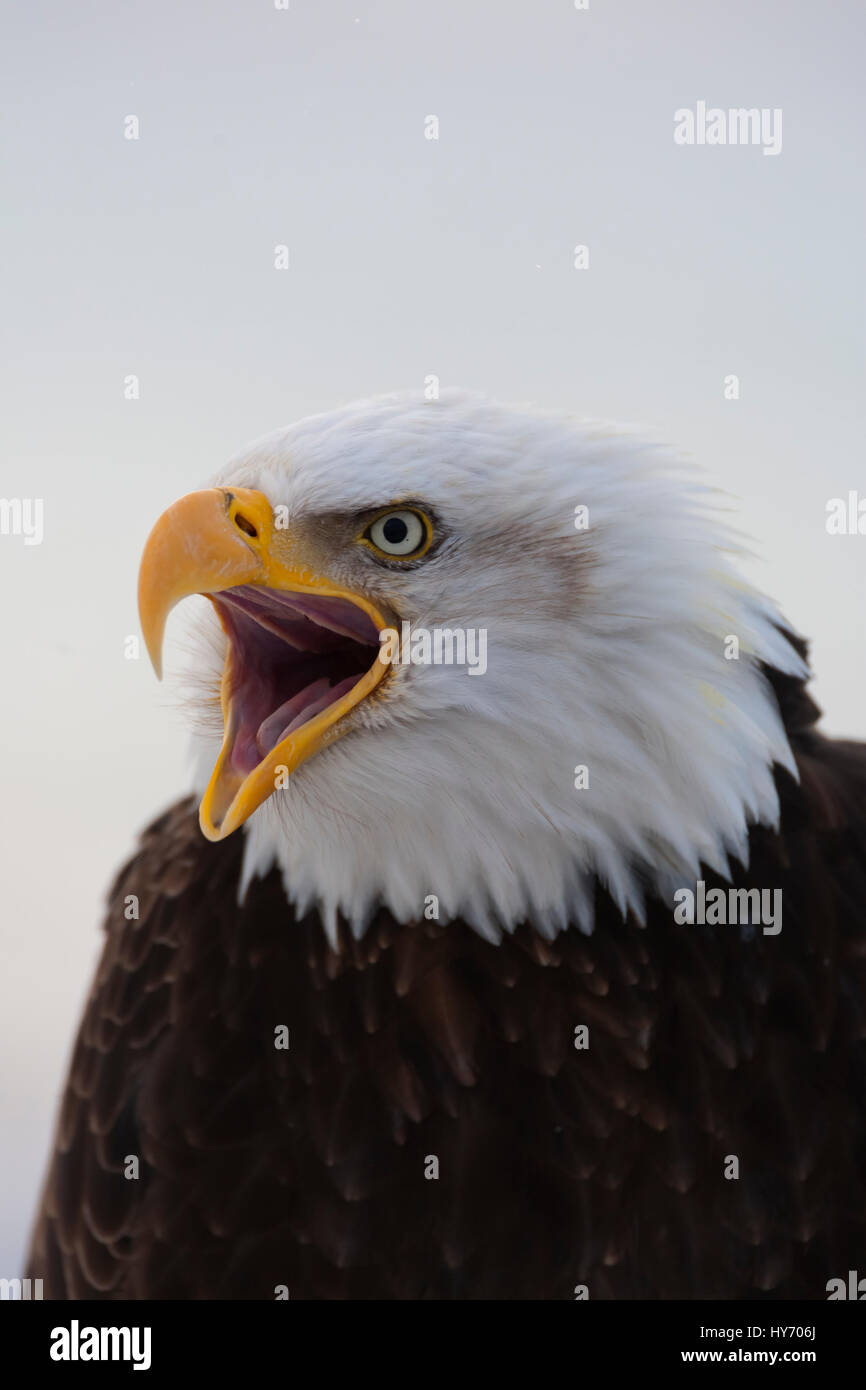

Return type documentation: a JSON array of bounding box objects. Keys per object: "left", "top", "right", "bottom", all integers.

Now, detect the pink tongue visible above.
[
  {"left": 255, "top": 676, "right": 361, "bottom": 757},
  {"left": 256, "top": 678, "right": 331, "bottom": 757}
]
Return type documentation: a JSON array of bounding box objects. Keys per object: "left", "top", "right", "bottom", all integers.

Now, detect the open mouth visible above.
[
  {"left": 199, "top": 580, "right": 389, "bottom": 838},
  {"left": 137, "top": 485, "right": 392, "bottom": 841},
  {"left": 212, "top": 585, "right": 382, "bottom": 778}
]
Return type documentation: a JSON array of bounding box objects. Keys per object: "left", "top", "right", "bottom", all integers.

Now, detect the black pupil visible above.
[{"left": 383, "top": 516, "right": 410, "bottom": 545}]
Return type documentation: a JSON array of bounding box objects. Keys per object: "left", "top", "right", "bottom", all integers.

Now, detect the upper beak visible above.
[{"left": 138, "top": 487, "right": 389, "bottom": 841}]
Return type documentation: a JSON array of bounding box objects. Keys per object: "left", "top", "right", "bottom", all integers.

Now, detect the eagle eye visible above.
[{"left": 362, "top": 508, "right": 432, "bottom": 560}]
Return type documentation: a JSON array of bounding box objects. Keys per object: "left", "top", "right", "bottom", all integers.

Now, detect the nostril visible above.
[{"left": 234, "top": 512, "right": 258, "bottom": 539}]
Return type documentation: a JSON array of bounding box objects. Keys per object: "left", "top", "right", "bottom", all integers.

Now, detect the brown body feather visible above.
[{"left": 27, "top": 669, "right": 866, "bottom": 1298}]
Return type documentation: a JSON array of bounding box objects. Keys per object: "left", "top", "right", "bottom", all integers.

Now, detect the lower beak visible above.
[{"left": 138, "top": 487, "right": 389, "bottom": 840}]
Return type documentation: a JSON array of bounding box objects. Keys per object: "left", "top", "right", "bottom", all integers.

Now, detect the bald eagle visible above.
[{"left": 28, "top": 392, "right": 866, "bottom": 1299}]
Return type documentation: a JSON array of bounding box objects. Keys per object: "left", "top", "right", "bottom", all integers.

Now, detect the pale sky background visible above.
[{"left": 1, "top": 0, "right": 864, "bottom": 1278}]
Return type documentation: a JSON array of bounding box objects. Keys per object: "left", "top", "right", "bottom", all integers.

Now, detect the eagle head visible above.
[{"left": 139, "top": 390, "right": 806, "bottom": 943}]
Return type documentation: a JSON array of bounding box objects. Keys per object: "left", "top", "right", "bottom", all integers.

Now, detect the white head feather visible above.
[{"left": 184, "top": 389, "right": 807, "bottom": 945}]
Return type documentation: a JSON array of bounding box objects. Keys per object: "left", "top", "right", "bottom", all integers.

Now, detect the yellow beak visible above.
[{"left": 138, "top": 487, "right": 389, "bottom": 841}]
